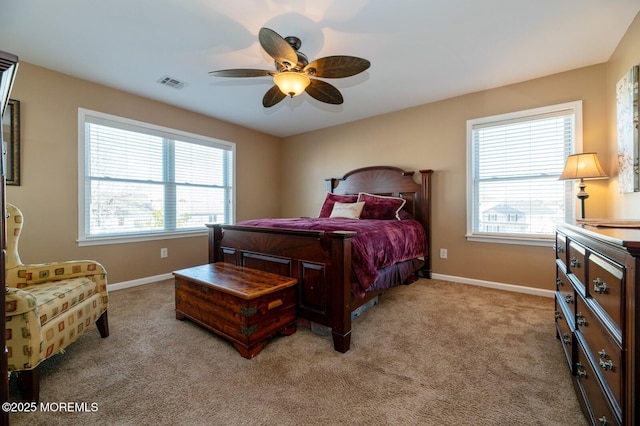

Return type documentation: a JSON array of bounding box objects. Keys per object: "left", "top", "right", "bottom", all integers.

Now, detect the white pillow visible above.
[{"left": 329, "top": 201, "right": 365, "bottom": 219}]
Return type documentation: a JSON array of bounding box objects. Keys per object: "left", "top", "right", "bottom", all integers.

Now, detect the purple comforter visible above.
[{"left": 235, "top": 218, "right": 427, "bottom": 297}]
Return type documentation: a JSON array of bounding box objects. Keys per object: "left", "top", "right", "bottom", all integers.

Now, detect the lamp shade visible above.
[
  {"left": 559, "top": 152, "right": 608, "bottom": 180},
  {"left": 274, "top": 72, "right": 310, "bottom": 97}
]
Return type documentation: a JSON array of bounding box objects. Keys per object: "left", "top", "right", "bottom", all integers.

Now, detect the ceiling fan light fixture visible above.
[
  {"left": 274, "top": 72, "right": 310, "bottom": 97},
  {"left": 209, "top": 27, "right": 369, "bottom": 107}
]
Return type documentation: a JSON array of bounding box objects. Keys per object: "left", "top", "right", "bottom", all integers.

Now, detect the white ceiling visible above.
[{"left": 2, "top": 1, "right": 639, "bottom": 138}]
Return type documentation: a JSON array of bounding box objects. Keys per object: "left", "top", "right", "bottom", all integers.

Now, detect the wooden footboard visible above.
[{"left": 207, "top": 224, "right": 357, "bottom": 352}]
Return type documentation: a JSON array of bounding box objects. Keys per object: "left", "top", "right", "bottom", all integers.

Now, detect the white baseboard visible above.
[
  {"left": 107, "top": 271, "right": 555, "bottom": 298},
  {"left": 108, "top": 273, "right": 174, "bottom": 292},
  {"left": 431, "top": 273, "right": 554, "bottom": 298}
]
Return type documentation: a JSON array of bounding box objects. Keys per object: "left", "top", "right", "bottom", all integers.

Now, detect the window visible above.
[
  {"left": 466, "top": 101, "right": 582, "bottom": 246},
  {"left": 78, "top": 109, "right": 235, "bottom": 245}
]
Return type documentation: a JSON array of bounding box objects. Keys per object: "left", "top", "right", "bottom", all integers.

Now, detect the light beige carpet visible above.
[{"left": 9, "top": 279, "right": 587, "bottom": 426}]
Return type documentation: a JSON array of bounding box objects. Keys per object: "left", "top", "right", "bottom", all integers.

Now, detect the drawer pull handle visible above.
[
  {"left": 576, "top": 313, "right": 587, "bottom": 327},
  {"left": 576, "top": 362, "right": 587, "bottom": 379},
  {"left": 593, "top": 278, "right": 608, "bottom": 294},
  {"left": 562, "top": 333, "right": 571, "bottom": 345},
  {"left": 598, "top": 349, "right": 615, "bottom": 371},
  {"left": 598, "top": 416, "right": 608, "bottom": 426},
  {"left": 556, "top": 278, "right": 563, "bottom": 287},
  {"left": 554, "top": 311, "right": 561, "bottom": 320},
  {"left": 564, "top": 294, "right": 574, "bottom": 304},
  {"left": 570, "top": 257, "right": 581, "bottom": 268},
  {"left": 257, "top": 299, "right": 284, "bottom": 315},
  {"left": 267, "top": 299, "right": 283, "bottom": 310}
]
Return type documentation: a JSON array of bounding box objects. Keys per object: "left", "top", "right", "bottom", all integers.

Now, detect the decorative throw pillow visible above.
[
  {"left": 357, "top": 192, "right": 406, "bottom": 220},
  {"left": 329, "top": 201, "right": 365, "bottom": 219},
  {"left": 318, "top": 193, "right": 358, "bottom": 218},
  {"left": 397, "top": 209, "right": 413, "bottom": 220}
]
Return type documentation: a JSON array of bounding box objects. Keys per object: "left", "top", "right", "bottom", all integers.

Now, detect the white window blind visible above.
[
  {"left": 466, "top": 101, "right": 581, "bottom": 245},
  {"left": 78, "top": 109, "right": 234, "bottom": 245}
]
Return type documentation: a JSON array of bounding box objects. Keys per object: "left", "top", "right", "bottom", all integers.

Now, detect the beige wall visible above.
[
  {"left": 7, "top": 63, "right": 282, "bottom": 284},
  {"left": 606, "top": 12, "right": 640, "bottom": 218},
  {"left": 281, "top": 53, "right": 619, "bottom": 292}
]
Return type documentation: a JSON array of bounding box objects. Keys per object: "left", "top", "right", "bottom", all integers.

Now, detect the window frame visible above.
[
  {"left": 466, "top": 100, "right": 582, "bottom": 247},
  {"left": 77, "top": 108, "right": 236, "bottom": 246}
]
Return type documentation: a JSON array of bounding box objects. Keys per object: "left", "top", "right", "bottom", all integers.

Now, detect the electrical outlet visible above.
[
  {"left": 439, "top": 248, "right": 447, "bottom": 259},
  {"left": 160, "top": 248, "right": 168, "bottom": 258}
]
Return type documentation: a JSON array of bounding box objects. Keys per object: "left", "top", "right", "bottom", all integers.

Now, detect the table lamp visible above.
[{"left": 559, "top": 152, "right": 608, "bottom": 219}]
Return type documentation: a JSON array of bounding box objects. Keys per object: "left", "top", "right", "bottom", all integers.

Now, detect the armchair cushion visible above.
[{"left": 24, "top": 277, "right": 99, "bottom": 325}]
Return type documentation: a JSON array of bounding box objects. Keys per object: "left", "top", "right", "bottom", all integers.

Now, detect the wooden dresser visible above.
[{"left": 555, "top": 222, "right": 640, "bottom": 425}]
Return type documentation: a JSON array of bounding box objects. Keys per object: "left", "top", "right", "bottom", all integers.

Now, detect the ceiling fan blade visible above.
[
  {"left": 258, "top": 27, "right": 298, "bottom": 70},
  {"left": 305, "top": 79, "right": 344, "bottom": 105},
  {"left": 208, "top": 69, "right": 274, "bottom": 78},
  {"left": 303, "top": 56, "right": 370, "bottom": 78},
  {"left": 263, "top": 85, "right": 287, "bottom": 108}
]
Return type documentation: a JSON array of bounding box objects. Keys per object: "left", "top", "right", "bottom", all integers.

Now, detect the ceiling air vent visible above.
[{"left": 157, "top": 75, "right": 187, "bottom": 89}]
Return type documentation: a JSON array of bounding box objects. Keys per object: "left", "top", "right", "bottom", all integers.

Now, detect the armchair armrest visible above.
[
  {"left": 5, "top": 288, "right": 43, "bottom": 370},
  {"left": 6, "top": 260, "right": 108, "bottom": 296},
  {"left": 5, "top": 287, "right": 38, "bottom": 317}
]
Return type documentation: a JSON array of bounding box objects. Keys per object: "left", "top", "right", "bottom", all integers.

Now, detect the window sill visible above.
[
  {"left": 77, "top": 229, "right": 208, "bottom": 246},
  {"left": 465, "top": 233, "right": 555, "bottom": 247}
]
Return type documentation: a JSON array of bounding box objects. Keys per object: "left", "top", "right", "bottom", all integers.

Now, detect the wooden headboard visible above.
[{"left": 325, "top": 166, "right": 433, "bottom": 277}]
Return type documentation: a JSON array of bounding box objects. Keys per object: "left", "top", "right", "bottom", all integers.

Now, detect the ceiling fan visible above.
[{"left": 209, "top": 27, "right": 371, "bottom": 108}]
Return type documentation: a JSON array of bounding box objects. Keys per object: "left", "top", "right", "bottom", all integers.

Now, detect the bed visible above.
[{"left": 206, "top": 166, "right": 433, "bottom": 353}]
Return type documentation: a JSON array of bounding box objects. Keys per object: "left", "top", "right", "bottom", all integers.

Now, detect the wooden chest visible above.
[{"left": 173, "top": 263, "right": 297, "bottom": 359}]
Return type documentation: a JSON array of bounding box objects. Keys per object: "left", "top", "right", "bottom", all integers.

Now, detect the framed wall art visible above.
[
  {"left": 616, "top": 65, "right": 639, "bottom": 193},
  {"left": 2, "top": 98, "right": 20, "bottom": 186}
]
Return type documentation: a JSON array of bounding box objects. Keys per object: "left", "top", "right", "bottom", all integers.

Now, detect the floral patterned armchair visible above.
[{"left": 4, "top": 203, "right": 109, "bottom": 402}]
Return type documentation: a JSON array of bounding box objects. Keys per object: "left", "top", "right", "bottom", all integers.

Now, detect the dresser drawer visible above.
[
  {"left": 556, "top": 232, "right": 567, "bottom": 269},
  {"left": 556, "top": 266, "right": 570, "bottom": 291},
  {"left": 568, "top": 240, "right": 587, "bottom": 287},
  {"left": 575, "top": 293, "right": 622, "bottom": 407},
  {"left": 555, "top": 294, "right": 574, "bottom": 369},
  {"left": 587, "top": 252, "right": 624, "bottom": 333},
  {"left": 575, "top": 337, "right": 621, "bottom": 426},
  {"left": 556, "top": 268, "right": 576, "bottom": 308}
]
